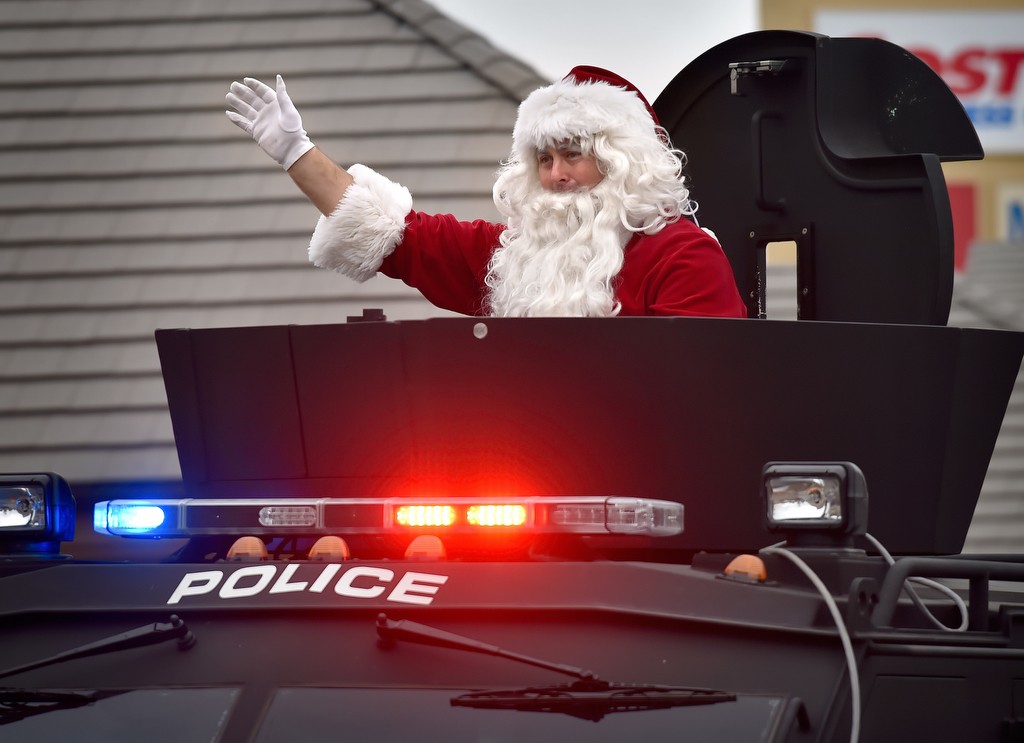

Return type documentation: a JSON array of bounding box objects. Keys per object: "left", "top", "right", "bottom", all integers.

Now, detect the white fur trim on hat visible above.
[
  {"left": 512, "top": 77, "right": 655, "bottom": 161},
  {"left": 308, "top": 164, "right": 413, "bottom": 282}
]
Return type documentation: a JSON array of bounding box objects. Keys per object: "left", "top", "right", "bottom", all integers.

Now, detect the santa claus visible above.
[{"left": 226, "top": 67, "right": 746, "bottom": 318}]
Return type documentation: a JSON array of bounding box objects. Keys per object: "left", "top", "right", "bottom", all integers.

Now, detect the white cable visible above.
[
  {"left": 761, "top": 546, "right": 860, "bottom": 743},
  {"left": 864, "top": 533, "right": 968, "bottom": 632}
]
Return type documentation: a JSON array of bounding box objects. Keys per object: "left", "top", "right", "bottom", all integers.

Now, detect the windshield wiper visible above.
[
  {"left": 451, "top": 684, "right": 735, "bottom": 722},
  {"left": 375, "top": 613, "right": 736, "bottom": 721},
  {"left": 0, "top": 688, "right": 129, "bottom": 725},
  {"left": 0, "top": 615, "right": 196, "bottom": 682}
]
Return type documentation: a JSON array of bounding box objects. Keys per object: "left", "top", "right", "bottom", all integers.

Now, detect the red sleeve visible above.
[
  {"left": 379, "top": 211, "right": 504, "bottom": 316},
  {"left": 617, "top": 221, "right": 748, "bottom": 318}
]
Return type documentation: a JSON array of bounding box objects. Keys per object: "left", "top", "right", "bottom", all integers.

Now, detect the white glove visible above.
[{"left": 225, "top": 75, "right": 315, "bottom": 170}]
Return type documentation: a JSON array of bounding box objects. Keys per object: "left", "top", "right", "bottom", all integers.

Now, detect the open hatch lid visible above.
[{"left": 654, "top": 30, "right": 983, "bottom": 325}]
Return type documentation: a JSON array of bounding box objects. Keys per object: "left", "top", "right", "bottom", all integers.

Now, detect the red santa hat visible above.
[{"left": 511, "top": 66, "right": 661, "bottom": 162}]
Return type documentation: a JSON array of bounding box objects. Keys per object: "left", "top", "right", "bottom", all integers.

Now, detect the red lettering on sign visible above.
[
  {"left": 993, "top": 50, "right": 1024, "bottom": 95},
  {"left": 908, "top": 45, "right": 1024, "bottom": 96},
  {"left": 949, "top": 48, "right": 988, "bottom": 95}
]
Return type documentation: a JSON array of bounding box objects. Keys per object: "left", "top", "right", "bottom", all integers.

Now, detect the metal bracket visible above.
[{"left": 729, "top": 59, "right": 790, "bottom": 96}]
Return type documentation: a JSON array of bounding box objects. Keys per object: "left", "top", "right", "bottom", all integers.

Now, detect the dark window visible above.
[
  {"left": 0, "top": 687, "right": 238, "bottom": 742},
  {"left": 254, "top": 687, "right": 790, "bottom": 742}
]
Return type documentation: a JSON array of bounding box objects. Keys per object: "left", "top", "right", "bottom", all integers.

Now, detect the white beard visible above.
[{"left": 485, "top": 181, "right": 631, "bottom": 317}]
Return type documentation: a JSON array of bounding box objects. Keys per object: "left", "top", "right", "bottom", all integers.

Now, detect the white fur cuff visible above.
[{"left": 308, "top": 164, "right": 413, "bottom": 281}]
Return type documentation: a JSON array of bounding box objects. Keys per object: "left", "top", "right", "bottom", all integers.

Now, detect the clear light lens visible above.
[
  {"left": 0, "top": 486, "right": 44, "bottom": 529},
  {"left": 0, "top": 474, "right": 75, "bottom": 551},
  {"left": 550, "top": 498, "right": 684, "bottom": 536},
  {"left": 767, "top": 475, "right": 843, "bottom": 523},
  {"left": 606, "top": 497, "right": 684, "bottom": 536},
  {"left": 551, "top": 503, "right": 605, "bottom": 528},
  {"left": 395, "top": 505, "right": 456, "bottom": 527},
  {"left": 466, "top": 504, "right": 527, "bottom": 527},
  {"left": 259, "top": 506, "right": 316, "bottom": 527}
]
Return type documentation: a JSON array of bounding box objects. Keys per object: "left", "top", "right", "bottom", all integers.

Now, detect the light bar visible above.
[
  {"left": 0, "top": 472, "right": 76, "bottom": 555},
  {"left": 94, "top": 496, "right": 684, "bottom": 539}
]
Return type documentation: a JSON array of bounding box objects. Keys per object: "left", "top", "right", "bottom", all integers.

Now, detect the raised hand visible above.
[{"left": 226, "top": 75, "right": 315, "bottom": 170}]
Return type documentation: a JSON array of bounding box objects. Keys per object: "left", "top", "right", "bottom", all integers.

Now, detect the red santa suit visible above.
[
  {"left": 382, "top": 210, "right": 745, "bottom": 317},
  {"left": 309, "top": 165, "right": 747, "bottom": 318}
]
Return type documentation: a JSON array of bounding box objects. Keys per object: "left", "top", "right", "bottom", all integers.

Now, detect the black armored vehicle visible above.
[{"left": 1, "top": 32, "right": 1023, "bottom": 742}]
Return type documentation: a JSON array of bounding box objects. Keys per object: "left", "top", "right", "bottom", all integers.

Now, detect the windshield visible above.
[
  {"left": 0, "top": 687, "right": 237, "bottom": 742},
  {"left": 254, "top": 687, "right": 792, "bottom": 742}
]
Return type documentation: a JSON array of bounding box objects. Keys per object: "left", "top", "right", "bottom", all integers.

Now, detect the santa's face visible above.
[{"left": 535, "top": 143, "right": 604, "bottom": 193}]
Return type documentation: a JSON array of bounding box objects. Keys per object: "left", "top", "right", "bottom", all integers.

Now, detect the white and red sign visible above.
[
  {"left": 167, "top": 565, "right": 450, "bottom": 606},
  {"left": 816, "top": 10, "right": 1024, "bottom": 155}
]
